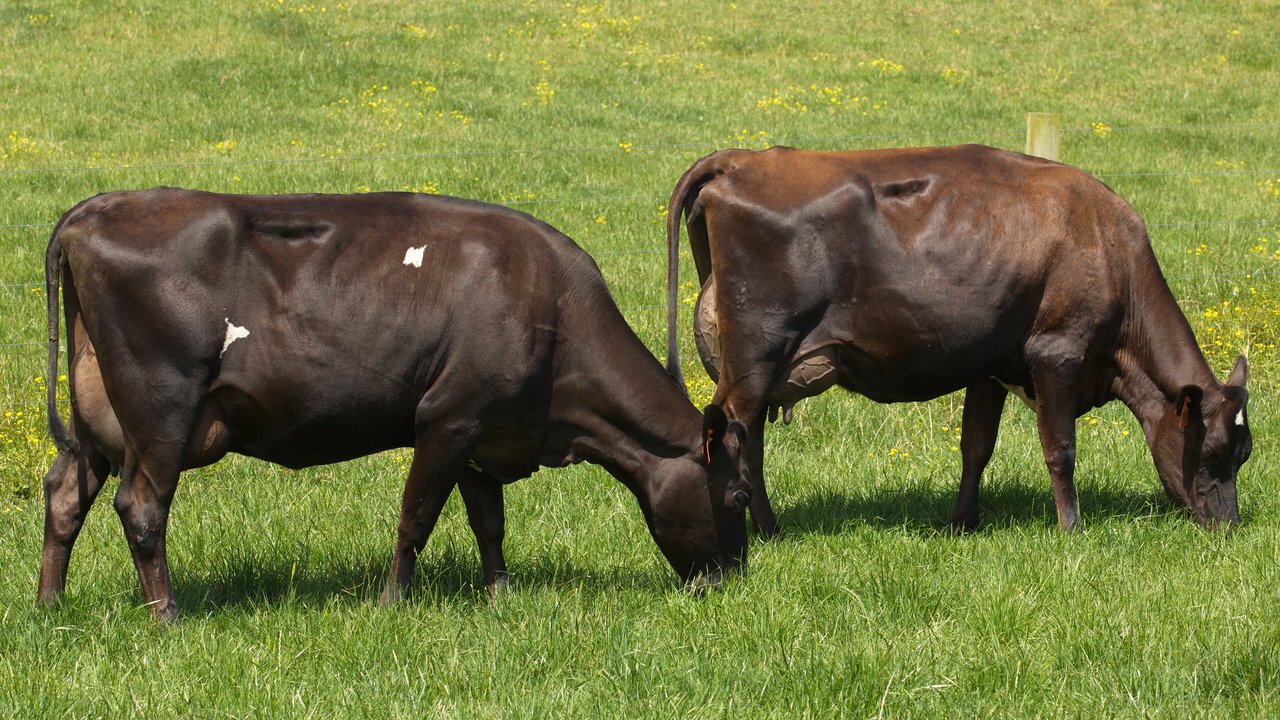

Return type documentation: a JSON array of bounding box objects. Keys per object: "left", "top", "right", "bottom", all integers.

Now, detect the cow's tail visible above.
[
  {"left": 45, "top": 216, "right": 79, "bottom": 455},
  {"left": 664, "top": 151, "right": 735, "bottom": 393}
]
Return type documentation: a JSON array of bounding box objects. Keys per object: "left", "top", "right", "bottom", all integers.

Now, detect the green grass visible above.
[{"left": 2, "top": 0, "right": 1279, "bottom": 716}]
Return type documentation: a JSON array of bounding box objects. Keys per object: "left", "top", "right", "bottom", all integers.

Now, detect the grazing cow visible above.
[
  {"left": 41, "top": 188, "right": 750, "bottom": 621},
  {"left": 664, "top": 144, "right": 1251, "bottom": 535}
]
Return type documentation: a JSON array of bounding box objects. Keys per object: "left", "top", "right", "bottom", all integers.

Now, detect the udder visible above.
[
  {"left": 70, "top": 338, "right": 231, "bottom": 469},
  {"left": 70, "top": 341, "right": 125, "bottom": 465},
  {"left": 693, "top": 278, "right": 838, "bottom": 422}
]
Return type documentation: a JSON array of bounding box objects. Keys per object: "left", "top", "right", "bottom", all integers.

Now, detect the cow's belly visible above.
[
  {"left": 693, "top": 278, "right": 1031, "bottom": 409},
  {"left": 209, "top": 375, "right": 417, "bottom": 469},
  {"left": 694, "top": 283, "right": 838, "bottom": 407}
]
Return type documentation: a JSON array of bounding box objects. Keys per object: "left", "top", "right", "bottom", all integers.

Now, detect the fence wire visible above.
[{"left": 2, "top": 121, "right": 1277, "bottom": 407}]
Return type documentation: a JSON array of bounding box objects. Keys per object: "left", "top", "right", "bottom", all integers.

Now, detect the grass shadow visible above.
[
  {"left": 173, "top": 541, "right": 671, "bottom": 617},
  {"left": 776, "top": 475, "right": 1177, "bottom": 537}
]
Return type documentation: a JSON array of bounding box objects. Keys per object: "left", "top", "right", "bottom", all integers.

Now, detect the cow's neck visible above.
[
  {"left": 1113, "top": 259, "right": 1218, "bottom": 435},
  {"left": 554, "top": 303, "right": 701, "bottom": 492}
]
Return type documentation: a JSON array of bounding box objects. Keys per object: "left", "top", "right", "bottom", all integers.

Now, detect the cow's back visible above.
[
  {"left": 57, "top": 189, "right": 597, "bottom": 467},
  {"left": 690, "top": 145, "right": 1145, "bottom": 402}
]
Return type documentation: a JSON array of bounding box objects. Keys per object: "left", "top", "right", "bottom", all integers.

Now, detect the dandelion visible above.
[
  {"left": 436, "top": 109, "right": 471, "bottom": 125},
  {"left": 812, "top": 85, "right": 844, "bottom": 108},
  {"left": 680, "top": 280, "right": 698, "bottom": 306},
  {"left": 730, "top": 129, "right": 772, "bottom": 148},
  {"left": 866, "top": 57, "right": 904, "bottom": 75},
  {"left": 3, "top": 131, "right": 41, "bottom": 160},
  {"left": 1042, "top": 65, "right": 1073, "bottom": 86},
  {"left": 1248, "top": 236, "right": 1280, "bottom": 261},
  {"left": 940, "top": 66, "right": 969, "bottom": 86},
  {"left": 405, "top": 181, "right": 440, "bottom": 194},
  {"left": 400, "top": 23, "right": 428, "bottom": 38},
  {"left": 532, "top": 80, "right": 555, "bottom": 106},
  {"left": 683, "top": 373, "right": 715, "bottom": 408},
  {"left": 1091, "top": 122, "right": 1112, "bottom": 138}
]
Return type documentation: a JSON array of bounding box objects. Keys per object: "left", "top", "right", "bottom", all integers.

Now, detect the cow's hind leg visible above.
[
  {"left": 38, "top": 445, "right": 111, "bottom": 607},
  {"left": 41, "top": 325, "right": 119, "bottom": 607},
  {"left": 952, "top": 380, "right": 1008, "bottom": 531},
  {"left": 458, "top": 470, "right": 509, "bottom": 593},
  {"left": 114, "top": 447, "right": 182, "bottom": 621},
  {"left": 380, "top": 419, "right": 480, "bottom": 605}
]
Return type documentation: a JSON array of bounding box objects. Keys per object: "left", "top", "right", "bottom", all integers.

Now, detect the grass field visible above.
[{"left": 2, "top": 1, "right": 1279, "bottom": 716}]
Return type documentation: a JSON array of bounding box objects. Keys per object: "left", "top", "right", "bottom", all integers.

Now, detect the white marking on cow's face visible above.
[
  {"left": 221, "top": 318, "right": 250, "bottom": 357},
  {"left": 403, "top": 245, "right": 426, "bottom": 268},
  {"left": 1235, "top": 409, "right": 1245, "bottom": 427}
]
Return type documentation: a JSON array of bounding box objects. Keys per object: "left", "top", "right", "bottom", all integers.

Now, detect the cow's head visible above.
[
  {"left": 1152, "top": 355, "right": 1251, "bottom": 530},
  {"left": 644, "top": 404, "right": 750, "bottom": 588}
]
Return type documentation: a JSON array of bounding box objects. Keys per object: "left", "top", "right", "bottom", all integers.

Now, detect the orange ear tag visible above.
[
  {"left": 704, "top": 428, "right": 716, "bottom": 463},
  {"left": 1178, "top": 396, "right": 1191, "bottom": 430}
]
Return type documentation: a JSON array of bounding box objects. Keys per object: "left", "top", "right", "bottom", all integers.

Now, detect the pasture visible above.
[{"left": 2, "top": 1, "right": 1278, "bottom": 716}]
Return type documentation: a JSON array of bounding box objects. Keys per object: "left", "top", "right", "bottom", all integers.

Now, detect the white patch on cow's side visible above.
[
  {"left": 1236, "top": 409, "right": 1246, "bottom": 427},
  {"left": 221, "top": 318, "right": 250, "bottom": 357},
  {"left": 403, "top": 245, "right": 426, "bottom": 268}
]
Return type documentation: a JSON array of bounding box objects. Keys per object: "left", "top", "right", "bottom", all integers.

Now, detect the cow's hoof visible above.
[
  {"left": 686, "top": 568, "right": 725, "bottom": 596},
  {"left": 487, "top": 573, "right": 512, "bottom": 599},
  {"left": 378, "top": 584, "right": 406, "bottom": 607},
  {"left": 147, "top": 602, "right": 180, "bottom": 623},
  {"left": 750, "top": 518, "right": 780, "bottom": 540}
]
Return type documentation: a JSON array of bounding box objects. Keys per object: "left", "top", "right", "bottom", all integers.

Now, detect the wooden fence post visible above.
[{"left": 1025, "top": 112, "right": 1062, "bottom": 161}]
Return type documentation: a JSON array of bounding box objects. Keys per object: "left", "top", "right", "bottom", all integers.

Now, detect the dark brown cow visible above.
[
  {"left": 42, "top": 188, "right": 750, "bottom": 621},
  {"left": 665, "top": 144, "right": 1251, "bottom": 535}
]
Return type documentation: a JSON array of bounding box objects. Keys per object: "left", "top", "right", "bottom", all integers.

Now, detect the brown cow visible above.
[
  {"left": 665, "top": 144, "right": 1251, "bottom": 535},
  {"left": 42, "top": 188, "right": 750, "bottom": 621}
]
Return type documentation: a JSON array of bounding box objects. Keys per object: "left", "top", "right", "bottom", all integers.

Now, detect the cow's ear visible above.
[
  {"left": 1227, "top": 355, "right": 1248, "bottom": 388},
  {"left": 1174, "top": 385, "right": 1204, "bottom": 431},
  {"left": 702, "top": 404, "right": 728, "bottom": 464}
]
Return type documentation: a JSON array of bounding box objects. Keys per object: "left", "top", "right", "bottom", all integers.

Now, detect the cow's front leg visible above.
[
  {"left": 952, "top": 380, "right": 1008, "bottom": 531},
  {"left": 1030, "top": 362, "right": 1082, "bottom": 532},
  {"left": 458, "top": 469, "right": 509, "bottom": 594},
  {"left": 744, "top": 412, "right": 778, "bottom": 538},
  {"left": 713, "top": 351, "right": 784, "bottom": 538},
  {"left": 38, "top": 445, "right": 111, "bottom": 607},
  {"left": 114, "top": 449, "right": 181, "bottom": 621},
  {"left": 380, "top": 420, "right": 478, "bottom": 605}
]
